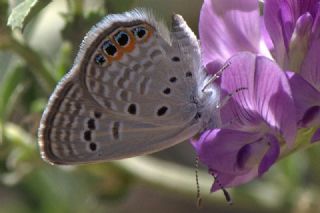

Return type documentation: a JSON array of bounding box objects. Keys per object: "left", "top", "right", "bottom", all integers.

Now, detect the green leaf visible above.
[
  {"left": 55, "top": 42, "right": 72, "bottom": 79},
  {"left": 61, "top": 12, "right": 103, "bottom": 59},
  {"left": 8, "top": 38, "right": 57, "bottom": 93},
  {"left": 0, "top": 65, "right": 26, "bottom": 128},
  {"left": 0, "top": 1, "right": 10, "bottom": 41},
  {"left": 7, "top": 0, "right": 51, "bottom": 30},
  {"left": 0, "top": 0, "right": 8, "bottom": 28}
]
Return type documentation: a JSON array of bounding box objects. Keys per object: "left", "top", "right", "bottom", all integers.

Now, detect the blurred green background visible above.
[{"left": 1, "top": 0, "right": 320, "bottom": 212}]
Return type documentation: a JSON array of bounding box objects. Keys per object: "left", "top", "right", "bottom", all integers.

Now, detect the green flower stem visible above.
[
  {"left": 67, "top": 0, "right": 84, "bottom": 15},
  {"left": 116, "top": 156, "right": 218, "bottom": 199},
  {"left": 1, "top": 35, "right": 56, "bottom": 94},
  {"left": 114, "top": 156, "right": 279, "bottom": 210},
  {"left": 2, "top": 122, "right": 34, "bottom": 147},
  {"left": 73, "top": 0, "right": 84, "bottom": 14},
  {"left": 280, "top": 127, "right": 319, "bottom": 160}
]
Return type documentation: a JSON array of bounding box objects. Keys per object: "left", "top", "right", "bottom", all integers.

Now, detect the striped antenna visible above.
[
  {"left": 195, "top": 156, "right": 202, "bottom": 208},
  {"left": 210, "top": 169, "right": 233, "bottom": 205}
]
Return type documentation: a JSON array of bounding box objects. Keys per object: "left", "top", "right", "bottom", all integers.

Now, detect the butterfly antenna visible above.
[
  {"left": 216, "top": 87, "right": 248, "bottom": 109},
  {"left": 202, "top": 61, "right": 231, "bottom": 92},
  {"left": 210, "top": 169, "right": 233, "bottom": 205},
  {"left": 195, "top": 156, "right": 202, "bottom": 208}
]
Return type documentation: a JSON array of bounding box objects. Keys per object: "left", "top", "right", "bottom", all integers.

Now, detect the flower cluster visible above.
[{"left": 193, "top": 0, "right": 320, "bottom": 191}]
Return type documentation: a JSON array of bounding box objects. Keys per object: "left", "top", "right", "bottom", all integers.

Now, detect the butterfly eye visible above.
[
  {"left": 132, "top": 27, "right": 148, "bottom": 40},
  {"left": 114, "top": 31, "right": 130, "bottom": 47},
  {"left": 102, "top": 40, "right": 117, "bottom": 56}
]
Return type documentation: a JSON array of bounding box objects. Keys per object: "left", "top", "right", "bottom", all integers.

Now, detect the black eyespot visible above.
[
  {"left": 128, "top": 103, "right": 137, "bottom": 115},
  {"left": 94, "top": 54, "right": 106, "bottom": 65},
  {"left": 112, "top": 121, "right": 120, "bottom": 140},
  {"left": 102, "top": 40, "right": 117, "bottom": 56},
  {"left": 132, "top": 27, "right": 147, "bottom": 39},
  {"left": 94, "top": 111, "right": 102, "bottom": 118},
  {"left": 84, "top": 130, "right": 91, "bottom": 141},
  {"left": 114, "top": 31, "right": 129, "bottom": 46},
  {"left": 87, "top": 119, "right": 95, "bottom": 130},
  {"left": 157, "top": 106, "right": 168, "bottom": 116},
  {"left": 163, "top": 88, "right": 171, "bottom": 95},
  {"left": 169, "top": 77, "right": 177, "bottom": 83},
  {"left": 194, "top": 112, "right": 202, "bottom": 120},
  {"left": 186, "top": 71, "right": 192, "bottom": 77},
  {"left": 172, "top": 56, "right": 180, "bottom": 62},
  {"left": 89, "top": 142, "right": 97, "bottom": 151}
]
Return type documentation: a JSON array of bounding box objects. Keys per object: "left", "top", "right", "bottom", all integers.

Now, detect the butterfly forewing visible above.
[{"left": 38, "top": 9, "right": 204, "bottom": 164}]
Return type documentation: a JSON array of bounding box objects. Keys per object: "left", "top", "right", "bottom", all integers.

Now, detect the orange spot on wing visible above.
[
  {"left": 133, "top": 24, "right": 154, "bottom": 44},
  {"left": 143, "top": 24, "right": 154, "bottom": 42},
  {"left": 107, "top": 29, "right": 135, "bottom": 62},
  {"left": 107, "top": 51, "right": 123, "bottom": 63},
  {"left": 105, "top": 23, "right": 155, "bottom": 63}
]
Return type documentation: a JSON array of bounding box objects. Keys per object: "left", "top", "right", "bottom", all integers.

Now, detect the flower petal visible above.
[
  {"left": 264, "top": 0, "right": 320, "bottom": 68},
  {"left": 287, "top": 72, "right": 320, "bottom": 127},
  {"left": 220, "top": 52, "right": 263, "bottom": 131},
  {"left": 208, "top": 135, "right": 279, "bottom": 191},
  {"left": 199, "top": 0, "right": 261, "bottom": 70},
  {"left": 264, "top": 0, "right": 292, "bottom": 67},
  {"left": 258, "top": 135, "right": 280, "bottom": 175},
  {"left": 211, "top": 169, "right": 258, "bottom": 191},
  {"left": 207, "top": 134, "right": 280, "bottom": 191},
  {"left": 221, "top": 52, "right": 297, "bottom": 144},
  {"left": 288, "top": 13, "right": 313, "bottom": 72},
  {"left": 192, "top": 129, "right": 264, "bottom": 175},
  {"left": 237, "top": 138, "right": 271, "bottom": 171},
  {"left": 311, "top": 2, "right": 320, "bottom": 38},
  {"left": 294, "top": 13, "right": 313, "bottom": 37},
  {"left": 295, "top": 0, "right": 320, "bottom": 18},
  {"left": 253, "top": 55, "right": 297, "bottom": 144},
  {"left": 311, "top": 128, "right": 320, "bottom": 143},
  {"left": 300, "top": 39, "right": 320, "bottom": 91},
  {"left": 260, "top": 17, "right": 274, "bottom": 57}
]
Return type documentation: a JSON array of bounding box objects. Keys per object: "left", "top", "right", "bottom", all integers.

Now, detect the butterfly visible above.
[{"left": 38, "top": 9, "right": 221, "bottom": 165}]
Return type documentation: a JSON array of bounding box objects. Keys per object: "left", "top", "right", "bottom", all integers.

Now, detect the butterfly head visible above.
[{"left": 194, "top": 74, "right": 221, "bottom": 131}]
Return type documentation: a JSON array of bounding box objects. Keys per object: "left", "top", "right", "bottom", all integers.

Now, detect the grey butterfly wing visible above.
[{"left": 38, "top": 10, "right": 204, "bottom": 165}]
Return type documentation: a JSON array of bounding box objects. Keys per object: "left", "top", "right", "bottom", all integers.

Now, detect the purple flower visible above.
[
  {"left": 194, "top": 129, "right": 280, "bottom": 191},
  {"left": 264, "top": 0, "right": 320, "bottom": 141},
  {"left": 192, "top": 52, "right": 296, "bottom": 191},
  {"left": 199, "top": 0, "right": 271, "bottom": 73},
  {"left": 193, "top": 0, "right": 320, "bottom": 191},
  {"left": 199, "top": 0, "right": 320, "bottom": 135}
]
